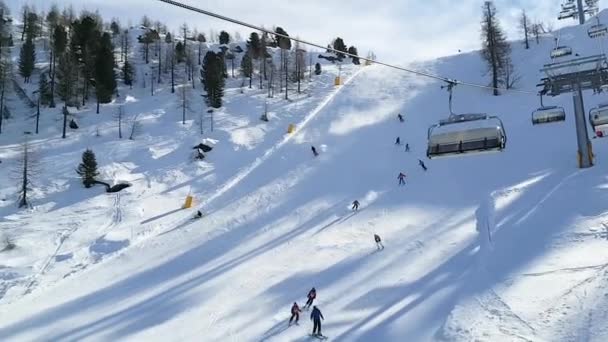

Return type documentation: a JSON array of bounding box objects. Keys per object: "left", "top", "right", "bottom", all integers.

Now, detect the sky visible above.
[{"left": 6, "top": 0, "right": 608, "bottom": 62}]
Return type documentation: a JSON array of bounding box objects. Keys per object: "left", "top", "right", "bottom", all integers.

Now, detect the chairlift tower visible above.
[
  {"left": 577, "top": 0, "right": 585, "bottom": 25},
  {"left": 538, "top": 54, "right": 608, "bottom": 168}
]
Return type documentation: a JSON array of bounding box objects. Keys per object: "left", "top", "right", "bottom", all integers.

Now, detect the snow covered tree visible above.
[
  {"left": 219, "top": 30, "right": 230, "bottom": 45},
  {"left": 110, "top": 19, "right": 120, "bottom": 36},
  {"left": 481, "top": 1, "right": 511, "bottom": 96},
  {"left": 175, "top": 41, "right": 185, "bottom": 63},
  {"left": 76, "top": 148, "right": 99, "bottom": 188},
  {"left": 140, "top": 15, "right": 152, "bottom": 28},
  {"left": 333, "top": 37, "right": 347, "bottom": 59},
  {"left": 20, "top": 5, "right": 29, "bottom": 42},
  {"left": 94, "top": 32, "right": 117, "bottom": 113},
  {"left": 115, "top": 105, "right": 124, "bottom": 138},
  {"left": 201, "top": 50, "right": 225, "bottom": 108},
  {"left": 519, "top": 10, "right": 530, "bottom": 50},
  {"left": 18, "top": 36, "right": 35, "bottom": 83}
]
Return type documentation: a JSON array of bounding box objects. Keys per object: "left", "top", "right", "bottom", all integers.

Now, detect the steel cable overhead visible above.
[{"left": 158, "top": 0, "right": 539, "bottom": 95}]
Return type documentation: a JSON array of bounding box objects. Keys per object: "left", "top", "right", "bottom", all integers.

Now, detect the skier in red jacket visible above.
[{"left": 289, "top": 302, "right": 302, "bottom": 325}]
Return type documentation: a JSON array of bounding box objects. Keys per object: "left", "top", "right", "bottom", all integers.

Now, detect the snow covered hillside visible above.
[{"left": 3, "top": 9, "right": 608, "bottom": 342}]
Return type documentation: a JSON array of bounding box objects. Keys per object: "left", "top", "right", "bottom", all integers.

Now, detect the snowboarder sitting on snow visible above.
[
  {"left": 374, "top": 234, "right": 384, "bottom": 250},
  {"left": 310, "top": 306, "right": 325, "bottom": 337},
  {"left": 289, "top": 302, "right": 302, "bottom": 325},
  {"left": 418, "top": 159, "right": 427, "bottom": 171},
  {"left": 352, "top": 200, "right": 360, "bottom": 211},
  {"left": 304, "top": 287, "right": 317, "bottom": 309},
  {"left": 194, "top": 210, "right": 203, "bottom": 219},
  {"left": 395, "top": 137, "right": 401, "bottom": 145},
  {"left": 398, "top": 172, "right": 406, "bottom": 185},
  {"left": 311, "top": 146, "right": 319, "bottom": 157},
  {"left": 405, "top": 143, "right": 410, "bottom": 152},
  {"left": 397, "top": 113, "right": 404, "bottom": 122}
]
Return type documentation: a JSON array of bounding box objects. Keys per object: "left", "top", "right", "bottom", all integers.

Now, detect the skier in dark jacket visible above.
[
  {"left": 310, "top": 306, "right": 324, "bottom": 336},
  {"left": 311, "top": 146, "right": 319, "bottom": 157},
  {"left": 418, "top": 159, "right": 427, "bottom": 171},
  {"left": 395, "top": 137, "right": 401, "bottom": 145},
  {"left": 405, "top": 143, "right": 410, "bottom": 152},
  {"left": 397, "top": 113, "right": 404, "bottom": 122},
  {"left": 352, "top": 200, "right": 360, "bottom": 211},
  {"left": 194, "top": 210, "right": 203, "bottom": 219},
  {"left": 289, "top": 302, "right": 302, "bottom": 325},
  {"left": 374, "top": 234, "right": 384, "bottom": 250},
  {"left": 398, "top": 172, "right": 406, "bottom": 185},
  {"left": 304, "top": 287, "right": 316, "bottom": 309}
]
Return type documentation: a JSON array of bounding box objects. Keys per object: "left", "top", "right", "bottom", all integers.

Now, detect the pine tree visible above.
[
  {"left": 197, "top": 33, "right": 206, "bottom": 65},
  {"left": 50, "top": 24, "right": 67, "bottom": 108},
  {"left": 122, "top": 59, "right": 134, "bottom": 87},
  {"left": 18, "top": 36, "right": 35, "bottom": 83},
  {"left": 348, "top": 46, "right": 360, "bottom": 65},
  {"left": 57, "top": 51, "right": 77, "bottom": 109},
  {"left": 333, "top": 38, "right": 347, "bottom": 59},
  {"left": 315, "top": 62, "right": 322, "bottom": 75},
  {"left": 219, "top": 30, "right": 230, "bottom": 45},
  {"left": 94, "top": 32, "right": 117, "bottom": 113},
  {"left": 71, "top": 15, "right": 100, "bottom": 106},
  {"left": 481, "top": 1, "right": 511, "bottom": 96},
  {"left": 76, "top": 149, "right": 99, "bottom": 188},
  {"left": 201, "top": 51, "right": 225, "bottom": 108},
  {"left": 38, "top": 72, "right": 52, "bottom": 105},
  {"left": 175, "top": 41, "right": 185, "bottom": 63},
  {"left": 241, "top": 50, "right": 253, "bottom": 88},
  {"left": 519, "top": 10, "right": 530, "bottom": 50}
]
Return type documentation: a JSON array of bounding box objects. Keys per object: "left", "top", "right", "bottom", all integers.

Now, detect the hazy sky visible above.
[{"left": 6, "top": 0, "right": 608, "bottom": 62}]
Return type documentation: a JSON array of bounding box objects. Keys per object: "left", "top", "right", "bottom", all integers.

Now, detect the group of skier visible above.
[
  {"left": 286, "top": 112, "right": 424, "bottom": 337},
  {"left": 395, "top": 113, "right": 428, "bottom": 186},
  {"left": 288, "top": 287, "right": 325, "bottom": 337}
]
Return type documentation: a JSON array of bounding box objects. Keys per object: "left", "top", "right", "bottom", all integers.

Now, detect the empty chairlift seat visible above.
[
  {"left": 532, "top": 106, "right": 566, "bottom": 125},
  {"left": 589, "top": 104, "right": 608, "bottom": 137},
  {"left": 588, "top": 23, "right": 608, "bottom": 38},
  {"left": 427, "top": 114, "right": 507, "bottom": 159},
  {"left": 551, "top": 46, "right": 573, "bottom": 58}
]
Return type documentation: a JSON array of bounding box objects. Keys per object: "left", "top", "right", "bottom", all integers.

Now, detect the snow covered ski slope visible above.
[{"left": 4, "top": 10, "right": 608, "bottom": 342}]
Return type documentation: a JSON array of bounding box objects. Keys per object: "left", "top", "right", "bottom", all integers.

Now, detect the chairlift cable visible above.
[{"left": 158, "top": 0, "right": 539, "bottom": 95}]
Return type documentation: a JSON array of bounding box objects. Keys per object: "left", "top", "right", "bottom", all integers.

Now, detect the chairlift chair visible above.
[
  {"left": 531, "top": 93, "right": 566, "bottom": 125},
  {"left": 589, "top": 103, "right": 608, "bottom": 137},
  {"left": 427, "top": 81, "right": 507, "bottom": 159},
  {"left": 562, "top": 2, "right": 576, "bottom": 11},
  {"left": 551, "top": 46, "right": 573, "bottom": 58},
  {"left": 588, "top": 24, "right": 608, "bottom": 38},
  {"left": 427, "top": 114, "right": 507, "bottom": 158},
  {"left": 558, "top": 10, "right": 576, "bottom": 20}
]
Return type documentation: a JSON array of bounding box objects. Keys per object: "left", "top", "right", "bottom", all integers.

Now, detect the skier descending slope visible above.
[
  {"left": 289, "top": 302, "right": 302, "bottom": 326},
  {"left": 395, "top": 137, "right": 401, "bottom": 145},
  {"left": 310, "top": 306, "right": 325, "bottom": 338},
  {"left": 304, "top": 287, "right": 316, "bottom": 309},
  {"left": 374, "top": 234, "right": 384, "bottom": 250},
  {"left": 352, "top": 200, "right": 360, "bottom": 211},
  {"left": 397, "top": 113, "right": 404, "bottom": 122},
  {"left": 405, "top": 143, "right": 410, "bottom": 152},
  {"left": 311, "top": 146, "right": 319, "bottom": 157},
  {"left": 418, "top": 159, "right": 427, "bottom": 171},
  {"left": 398, "top": 172, "right": 406, "bottom": 185}
]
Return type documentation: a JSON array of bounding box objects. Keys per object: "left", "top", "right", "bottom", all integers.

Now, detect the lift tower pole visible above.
[
  {"left": 577, "top": 0, "right": 585, "bottom": 24},
  {"left": 572, "top": 81, "right": 593, "bottom": 167}
]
